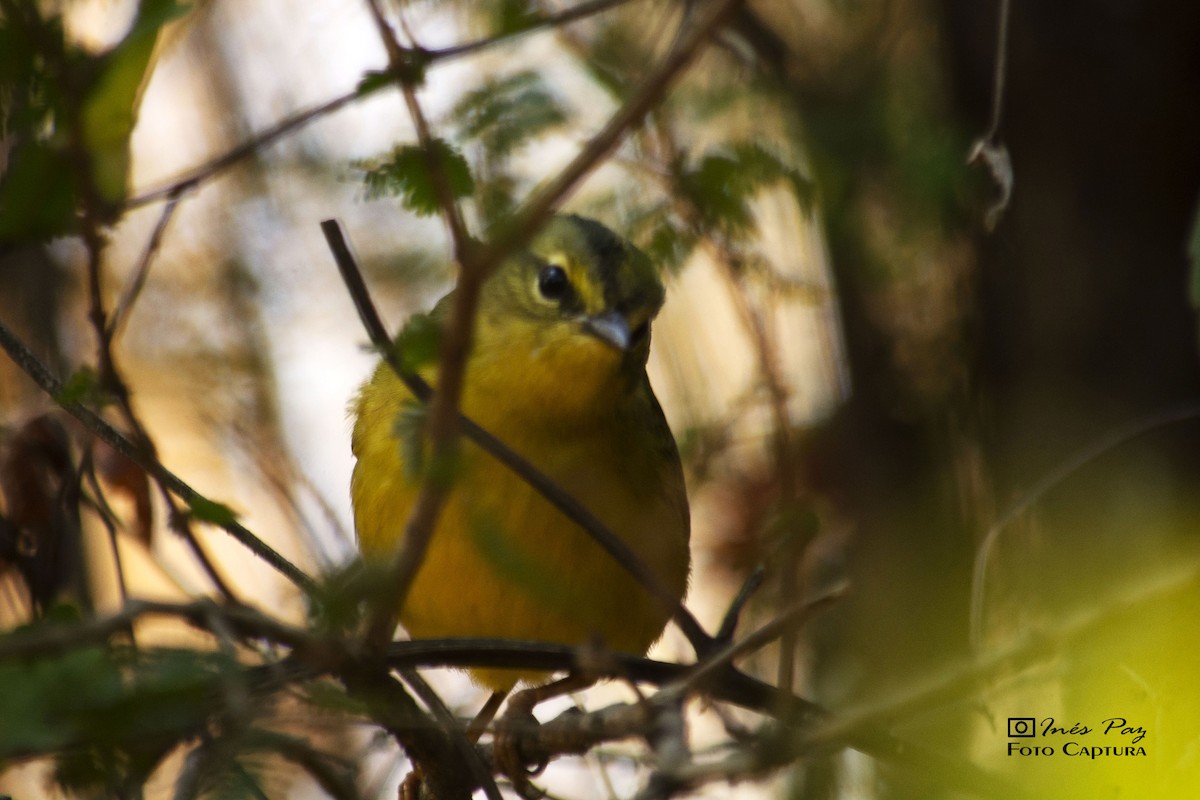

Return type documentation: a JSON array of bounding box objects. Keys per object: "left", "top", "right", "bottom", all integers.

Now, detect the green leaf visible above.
[
  {"left": 679, "top": 143, "right": 813, "bottom": 238},
  {"left": 356, "top": 140, "right": 475, "bottom": 216},
  {"left": 56, "top": 365, "right": 108, "bottom": 407},
  {"left": 187, "top": 496, "right": 239, "bottom": 527},
  {"left": 449, "top": 70, "right": 567, "bottom": 161},
  {"left": 0, "top": 140, "right": 78, "bottom": 243},
  {"left": 625, "top": 205, "right": 697, "bottom": 272},
  {"left": 82, "top": 0, "right": 190, "bottom": 205},
  {"left": 394, "top": 312, "right": 441, "bottom": 373},
  {"left": 357, "top": 53, "right": 428, "bottom": 93},
  {"left": 392, "top": 402, "right": 429, "bottom": 482},
  {"left": 356, "top": 69, "right": 394, "bottom": 95},
  {"left": 575, "top": 21, "right": 640, "bottom": 101},
  {"left": 489, "top": 0, "right": 544, "bottom": 37},
  {"left": 0, "top": 646, "right": 120, "bottom": 755},
  {"left": 0, "top": 2, "right": 189, "bottom": 239}
]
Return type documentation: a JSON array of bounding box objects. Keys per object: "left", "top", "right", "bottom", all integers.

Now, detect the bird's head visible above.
[{"left": 473, "top": 215, "right": 665, "bottom": 408}]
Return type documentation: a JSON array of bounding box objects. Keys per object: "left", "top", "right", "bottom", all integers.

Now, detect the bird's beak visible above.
[{"left": 582, "top": 310, "right": 632, "bottom": 351}]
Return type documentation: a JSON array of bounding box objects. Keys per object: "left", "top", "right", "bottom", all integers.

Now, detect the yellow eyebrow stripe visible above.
[{"left": 544, "top": 250, "right": 608, "bottom": 315}]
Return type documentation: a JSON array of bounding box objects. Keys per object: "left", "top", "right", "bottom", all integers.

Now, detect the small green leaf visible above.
[
  {"left": 489, "top": 0, "right": 544, "bottom": 37},
  {"left": 394, "top": 312, "right": 441, "bottom": 373},
  {"left": 357, "top": 53, "right": 428, "bottom": 94},
  {"left": 56, "top": 365, "right": 105, "bottom": 406},
  {"left": 187, "top": 496, "right": 239, "bottom": 527},
  {"left": 82, "top": 0, "right": 190, "bottom": 205},
  {"left": 0, "top": 140, "right": 78, "bottom": 242},
  {"left": 356, "top": 140, "right": 474, "bottom": 216},
  {"left": 0, "top": 645, "right": 122, "bottom": 755},
  {"left": 357, "top": 69, "right": 393, "bottom": 95},
  {"left": 392, "top": 402, "right": 429, "bottom": 482}
]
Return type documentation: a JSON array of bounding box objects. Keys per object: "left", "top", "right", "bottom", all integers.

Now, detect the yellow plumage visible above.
[{"left": 350, "top": 215, "right": 690, "bottom": 691}]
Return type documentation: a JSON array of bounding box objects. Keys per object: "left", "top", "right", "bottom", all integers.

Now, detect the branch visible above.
[
  {"left": 126, "top": 84, "right": 381, "bottom": 208},
  {"left": 425, "top": 0, "right": 637, "bottom": 62},
  {"left": 0, "top": 319, "right": 318, "bottom": 596},
  {"left": 123, "top": 1, "right": 640, "bottom": 211},
  {"left": 359, "top": 0, "right": 481, "bottom": 648},
  {"left": 472, "top": 0, "right": 746, "bottom": 280}
]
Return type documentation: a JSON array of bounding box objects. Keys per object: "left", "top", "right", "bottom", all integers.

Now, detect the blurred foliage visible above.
[
  {"left": 1, "top": 0, "right": 1198, "bottom": 798},
  {"left": 355, "top": 139, "right": 475, "bottom": 216},
  {"left": 0, "top": 637, "right": 237, "bottom": 790},
  {"left": 186, "top": 495, "right": 240, "bottom": 528},
  {"left": 449, "top": 69, "right": 567, "bottom": 222},
  {"left": 673, "top": 142, "right": 814, "bottom": 241},
  {"left": 0, "top": 0, "right": 189, "bottom": 240}
]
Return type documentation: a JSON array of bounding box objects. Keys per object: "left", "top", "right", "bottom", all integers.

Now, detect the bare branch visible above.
[
  {"left": 126, "top": 84, "right": 380, "bottom": 209},
  {"left": 426, "top": 0, "right": 637, "bottom": 62},
  {"left": 0, "top": 319, "right": 319, "bottom": 595}
]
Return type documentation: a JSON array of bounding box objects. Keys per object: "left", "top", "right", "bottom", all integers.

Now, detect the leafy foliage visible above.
[
  {"left": 0, "top": 642, "right": 242, "bottom": 793},
  {"left": 676, "top": 142, "right": 814, "bottom": 239},
  {"left": 450, "top": 70, "right": 567, "bottom": 162},
  {"left": 355, "top": 140, "right": 475, "bottom": 216},
  {"left": 446, "top": 69, "right": 567, "bottom": 221},
  {"left": 55, "top": 365, "right": 108, "bottom": 407},
  {"left": 187, "top": 496, "right": 240, "bottom": 528},
  {"left": 486, "top": 0, "right": 545, "bottom": 37},
  {"left": 393, "top": 311, "right": 442, "bottom": 374},
  {"left": 0, "top": 0, "right": 189, "bottom": 241}
]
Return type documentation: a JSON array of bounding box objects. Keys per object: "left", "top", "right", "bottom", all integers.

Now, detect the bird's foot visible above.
[{"left": 494, "top": 690, "right": 549, "bottom": 799}]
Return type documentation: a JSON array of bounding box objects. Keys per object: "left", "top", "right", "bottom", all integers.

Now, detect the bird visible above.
[{"left": 350, "top": 214, "right": 691, "bottom": 698}]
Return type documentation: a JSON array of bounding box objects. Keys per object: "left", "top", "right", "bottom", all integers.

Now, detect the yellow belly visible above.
[{"left": 351, "top": 364, "right": 690, "bottom": 690}]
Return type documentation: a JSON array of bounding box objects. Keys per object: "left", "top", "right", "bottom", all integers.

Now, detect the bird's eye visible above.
[{"left": 537, "top": 265, "right": 570, "bottom": 301}]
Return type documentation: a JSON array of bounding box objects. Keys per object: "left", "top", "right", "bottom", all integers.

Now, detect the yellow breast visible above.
[{"left": 351, "top": 331, "right": 690, "bottom": 690}]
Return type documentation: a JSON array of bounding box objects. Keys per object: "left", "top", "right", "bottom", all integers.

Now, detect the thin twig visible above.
[
  {"left": 966, "top": 0, "right": 1013, "bottom": 230},
  {"left": 126, "top": 84, "right": 379, "bottom": 208},
  {"left": 79, "top": 449, "right": 131, "bottom": 607},
  {"left": 0, "top": 319, "right": 318, "bottom": 595},
  {"left": 472, "top": 0, "right": 746, "bottom": 281},
  {"left": 107, "top": 190, "right": 182, "bottom": 342},
  {"left": 360, "top": 0, "right": 481, "bottom": 648},
  {"left": 643, "top": 112, "right": 809, "bottom": 686},
  {"left": 981, "top": 0, "right": 1011, "bottom": 143},
  {"left": 969, "top": 401, "right": 1200, "bottom": 647},
  {"left": 426, "top": 0, "right": 637, "bottom": 62},
  {"left": 671, "top": 583, "right": 847, "bottom": 697},
  {"left": 398, "top": 668, "right": 504, "bottom": 800}
]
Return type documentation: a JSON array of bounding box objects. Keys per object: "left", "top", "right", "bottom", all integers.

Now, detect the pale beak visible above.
[{"left": 582, "top": 310, "right": 631, "bottom": 351}]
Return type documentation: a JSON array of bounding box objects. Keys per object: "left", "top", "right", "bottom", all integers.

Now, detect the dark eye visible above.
[{"left": 537, "top": 265, "right": 569, "bottom": 301}]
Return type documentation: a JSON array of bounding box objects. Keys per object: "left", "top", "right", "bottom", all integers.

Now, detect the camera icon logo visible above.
[{"left": 1008, "top": 717, "right": 1036, "bottom": 738}]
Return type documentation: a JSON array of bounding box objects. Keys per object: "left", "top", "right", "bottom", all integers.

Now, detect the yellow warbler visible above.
[{"left": 350, "top": 215, "right": 690, "bottom": 692}]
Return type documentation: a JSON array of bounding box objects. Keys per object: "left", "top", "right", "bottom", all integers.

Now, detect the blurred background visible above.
[{"left": 2, "top": 0, "right": 1199, "bottom": 797}]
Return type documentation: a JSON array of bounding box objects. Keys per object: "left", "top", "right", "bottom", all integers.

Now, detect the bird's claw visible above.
[{"left": 494, "top": 705, "right": 548, "bottom": 798}]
